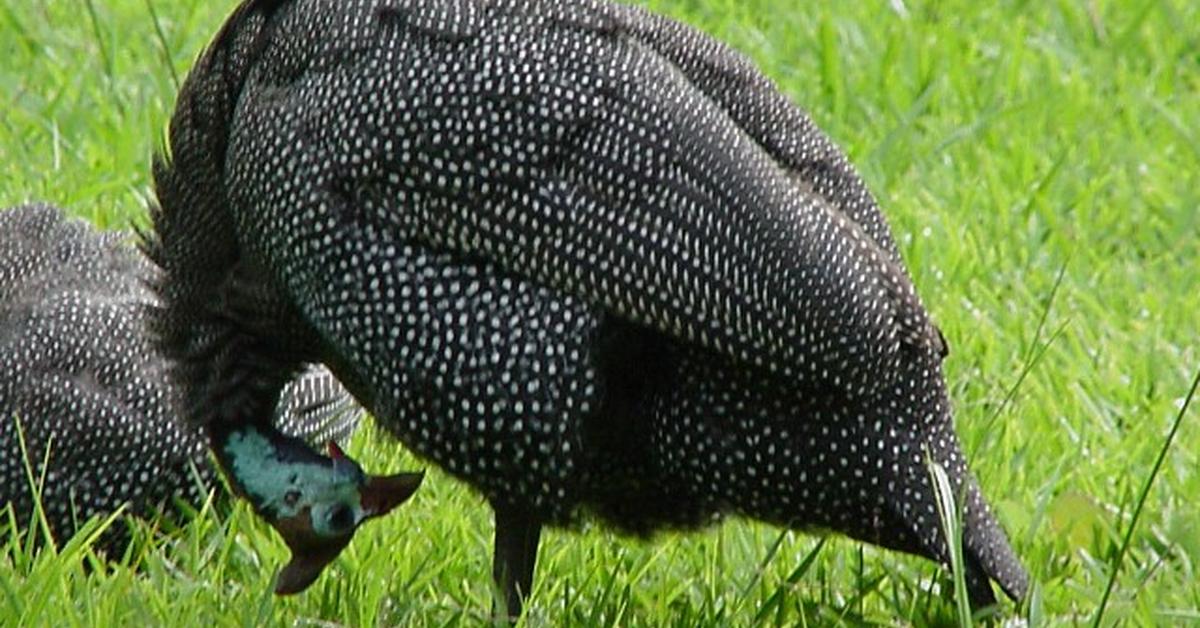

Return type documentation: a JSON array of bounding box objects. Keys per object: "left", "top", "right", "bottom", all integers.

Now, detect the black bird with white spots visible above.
[
  {"left": 145, "top": 0, "right": 1030, "bottom": 614},
  {"left": 0, "top": 203, "right": 362, "bottom": 556}
]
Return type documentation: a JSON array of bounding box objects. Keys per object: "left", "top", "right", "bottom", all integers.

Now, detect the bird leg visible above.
[{"left": 491, "top": 504, "right": 543, "bottom": 621}]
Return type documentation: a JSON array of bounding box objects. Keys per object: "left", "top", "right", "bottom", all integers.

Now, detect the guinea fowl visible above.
[
  {"left": 144, "top": 0, "right": 1030, "bottom": 614},
  {"left": 0, "top": 203, "right": 367, "bottom": 557}
]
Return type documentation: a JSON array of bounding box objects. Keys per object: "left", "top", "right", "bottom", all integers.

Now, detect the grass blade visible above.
[
  {"left": 927, "top": 452, "right": 971, "bottom": 628},
  {"left": 144, "top": 0, "right": 180, "bottom": 91},
  {"left": 82, "top": 0, "right": 113, "bottom": 83},
  {"left": 1090, "top": 364, "right": 1200, "bottom": 627}
]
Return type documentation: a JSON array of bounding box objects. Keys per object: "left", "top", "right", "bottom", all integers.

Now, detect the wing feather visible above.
[{"left": 227, "top": 0, "right": 944, "bottom": 389}]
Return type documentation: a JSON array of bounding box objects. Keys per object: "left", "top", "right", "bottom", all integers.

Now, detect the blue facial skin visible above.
[
  {"left": 215, "top": 423, "right": 422, "bottom": 596},
  {"left": 223, "top": 426, "right": 370, "bottom": 537}
]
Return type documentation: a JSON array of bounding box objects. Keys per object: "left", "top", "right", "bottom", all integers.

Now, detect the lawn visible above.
[{"left": 2, "top": 0, "right": 1198, "bottom": 625}]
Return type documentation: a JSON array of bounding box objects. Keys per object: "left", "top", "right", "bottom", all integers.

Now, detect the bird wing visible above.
[
  {"left": 273, "top": 364, "right": 364, "bottom": 445},
  {"left": 225, "top": 0, "right": 943, "bottom": 387},
  {"left": 612, "top": 3, "right": 904, "bottom": 262}
]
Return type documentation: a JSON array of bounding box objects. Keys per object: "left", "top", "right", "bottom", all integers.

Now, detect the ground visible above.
[{"left": 1, "top": 0, "right": 1197, "bottom": 624}]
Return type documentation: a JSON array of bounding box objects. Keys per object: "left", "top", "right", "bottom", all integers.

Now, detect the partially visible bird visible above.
[
  {"left": 0, "top": 202, "right": 365, "bottom": 557},
  {"left": 146, "top": 0, "right": 1029, "bottom": 615}
]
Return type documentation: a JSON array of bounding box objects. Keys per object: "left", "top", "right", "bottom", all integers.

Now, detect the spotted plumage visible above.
[
  {"left": 0, "top": 203, "right": 361, "bottom": 555},
  {"left": 146, "top": 0, "right": 1029, "bottom": 612}
]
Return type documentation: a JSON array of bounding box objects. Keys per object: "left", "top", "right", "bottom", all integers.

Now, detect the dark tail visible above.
[
  {"left": 881, "top": 422, "right": 1029, "bottom": 607},
  {"left": 859, "top": 345, "right": 1029, "bottom": 607},
  {"left": 959, "top": 477, "right": 1029, "bottom": 604}
]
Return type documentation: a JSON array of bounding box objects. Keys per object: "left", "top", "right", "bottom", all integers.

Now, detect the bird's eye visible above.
[{"left": 326, "top": 503, "right": 355, "bottom": 533}]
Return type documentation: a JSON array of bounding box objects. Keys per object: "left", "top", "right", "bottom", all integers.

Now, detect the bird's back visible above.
[
  {"left": 188, "top": 0, "right": 937, "bottom": 389},
  {"left": 0, "top": 203, "right": 201, "bottom": 551}
]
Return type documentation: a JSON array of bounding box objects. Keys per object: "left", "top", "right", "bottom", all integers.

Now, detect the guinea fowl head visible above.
[{"left": 219, "top": 429, "right": 422, "bottom": 594}]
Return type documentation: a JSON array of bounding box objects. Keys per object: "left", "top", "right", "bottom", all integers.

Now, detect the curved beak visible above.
[
  {"left": 271, "top": 470, "right": 424, "bottom": 595},
  {"left": 361, "top": 470, "right": 425, "bottom": 517}
]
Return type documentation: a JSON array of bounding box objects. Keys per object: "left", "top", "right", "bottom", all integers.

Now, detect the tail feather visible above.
[
  {"left": 961, "top": 479, "right": 1029, "bottom": 604},
  {"left": 838, "top": 348, "right": 1028, "bottom": 606},
  {"left": 885, "top": 438, "right": 1029, "bottom": 607}
]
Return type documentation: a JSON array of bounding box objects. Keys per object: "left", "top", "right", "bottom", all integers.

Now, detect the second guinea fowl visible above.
[
  {"left": 144, "top": 0, "right": 1030, "bottom": 615},
  {"left": 0, "top": 203, "right": 374, "bottom": 558}
]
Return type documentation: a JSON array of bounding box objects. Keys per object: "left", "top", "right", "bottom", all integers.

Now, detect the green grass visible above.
[{"left": 2, "top": 0, "right": 1198, "bottom": 624}]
